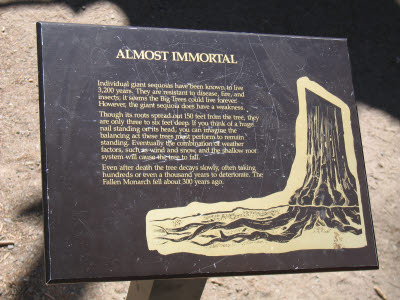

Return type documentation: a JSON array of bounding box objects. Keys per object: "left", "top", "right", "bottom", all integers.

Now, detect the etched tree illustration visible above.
[
  {"left": 289, "top": 93, "right": 358, "bottom": 207},
  {"left": 146, "top": 77, "right": 366, "bottom": 256}
]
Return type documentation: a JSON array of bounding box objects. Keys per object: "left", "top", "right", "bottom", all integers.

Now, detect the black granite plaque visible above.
[{"left": 37, "top": 22, "right": 378, "bottom": 283}]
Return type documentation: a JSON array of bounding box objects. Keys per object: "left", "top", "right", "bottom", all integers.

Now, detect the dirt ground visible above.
[{"left": 0, "top": 2, "right": 399, "bottom": 299}]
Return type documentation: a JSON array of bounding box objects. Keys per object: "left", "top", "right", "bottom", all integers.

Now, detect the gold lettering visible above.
[
  {"left": 230, "top": 54, "right": 238, "bottom": 64},
  {"left": 116, "top": 49, "right": 237, "bottom": 64},
  {"left": 145, "top": 50, "right": 154, "bottom": 60},
  {"left": 199, "top": 53, "right": 209, "bottom": 63},
  {"left": 116, "top": 49, "right": 125, "bottom": 59},
  {"left": 188, "top": 52, "right": 200, "bottom": 62},
  {"left": 209, "top": 53, "right": 217, "bottom": 63},
  {"left": 132, "top": 50, "right": 145, "bottom": 60},
  {"left": 216, "top": 54, "right": 223, "bottom": 63}
]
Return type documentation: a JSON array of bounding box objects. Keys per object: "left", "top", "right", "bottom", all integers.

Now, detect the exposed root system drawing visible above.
[
  {"left": 146, "top": 77, "right": 367, "bottom": 256},
  {"left": 155, "top": 206, "right": 362, "bottom": 246}
]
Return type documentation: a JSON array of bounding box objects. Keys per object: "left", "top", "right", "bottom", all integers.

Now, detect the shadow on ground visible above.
[
  {"left": 13, "top": 254, "right": 87, "bottom": 300},
  {"left": 17, "top": 201, "right": 42, "bottom": 219},
  {"left": 1, "top": 0, "right": 400, "bottom": 119},
  {"left": 9, "top": 201, "right": 87, "bottom": 299}
]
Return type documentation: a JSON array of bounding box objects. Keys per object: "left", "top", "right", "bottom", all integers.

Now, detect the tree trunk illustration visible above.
[
  {"left": 289, "top": 94, "right": 358, "bottom": 207},
  {"left": 146, "top": 77, "right": 366, "bottom": 256}
]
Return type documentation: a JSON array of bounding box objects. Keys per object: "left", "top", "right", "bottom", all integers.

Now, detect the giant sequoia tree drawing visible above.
[{"left": 146, "top": 77, "right": 367, "bottom": 256}]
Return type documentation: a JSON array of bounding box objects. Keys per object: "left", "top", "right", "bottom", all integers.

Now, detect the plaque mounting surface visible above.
[{"left": 37, "top": 22, "right": 378, "bottom": 283}]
